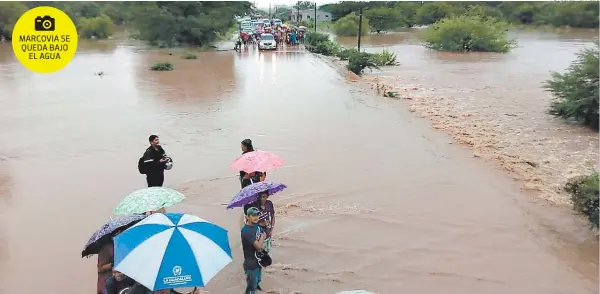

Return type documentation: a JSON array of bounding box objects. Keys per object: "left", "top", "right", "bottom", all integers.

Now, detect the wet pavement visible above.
[{"left": 0, "top": 31, "right": 597, "bottom": 294}]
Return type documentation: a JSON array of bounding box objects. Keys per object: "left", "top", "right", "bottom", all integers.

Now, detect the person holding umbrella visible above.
[
  {"left": 82, "top": 215, "right": 147, "bottom": 294},
  {"left": 112, "top": 212, "right": 233, "bottom": 293},
  {"left": 233, "top": 139, "right": 285, "bottom": 189},
  {"left": 243, "top": 191, "right": 275, "bottom": 237},
  {"left": 239, "top": 139, "right": 265, "bottom": 189}
]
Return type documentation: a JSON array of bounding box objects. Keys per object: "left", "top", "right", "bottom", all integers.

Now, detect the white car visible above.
[{"left": 258, "top": 33, "right": 276, "bottom": 50}]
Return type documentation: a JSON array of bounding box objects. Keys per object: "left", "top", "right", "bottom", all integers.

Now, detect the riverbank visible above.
[
  {"left": 363, "top": 74, "right": 598, "bottom": 206},
  {"left": 327, "top": 30, "right": 599, "bottom": 208}
]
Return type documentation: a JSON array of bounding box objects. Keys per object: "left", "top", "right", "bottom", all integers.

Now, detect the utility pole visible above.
[
  {"left": 269, "top": 3, "right": 271, "bottom": 19},
  {"left": 297, "top": 1, "right": 300, "bottom": 25},
  {"left": 314, "top": 2, "right": 317, "bottom": 32},
  {"left": 357, "top": 7, "right": 363, "bottom": 51}
]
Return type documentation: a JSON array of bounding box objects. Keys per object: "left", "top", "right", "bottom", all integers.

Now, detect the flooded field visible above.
[{"left": 0, "top": 28, "right": 597, "bottom": 294}]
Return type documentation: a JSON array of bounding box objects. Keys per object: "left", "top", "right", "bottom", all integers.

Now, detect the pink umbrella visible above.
[{"left": 230, "top": 150, "right": 285, "bottom": 173}]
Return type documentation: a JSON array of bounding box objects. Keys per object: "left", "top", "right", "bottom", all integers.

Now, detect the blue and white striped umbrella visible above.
[{"left": 114, "top": 213, "right": 232, "bottom": 291}]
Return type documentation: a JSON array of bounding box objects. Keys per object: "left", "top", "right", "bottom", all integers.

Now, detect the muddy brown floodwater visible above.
[{"left": 0, "top": 29, "right": 597, "bottom": 294}]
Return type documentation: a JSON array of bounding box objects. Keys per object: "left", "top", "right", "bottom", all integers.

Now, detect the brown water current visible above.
[{"left": 0, "top": 29, "right": 598, "bottom": 294}]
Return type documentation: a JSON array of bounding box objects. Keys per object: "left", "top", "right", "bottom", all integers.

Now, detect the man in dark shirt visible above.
[
  {"left": 142, "top": 135, "right": 171, "bottom": 187},
  {"left": 241, "top": 207, "right": 266, "bottom": 294}
]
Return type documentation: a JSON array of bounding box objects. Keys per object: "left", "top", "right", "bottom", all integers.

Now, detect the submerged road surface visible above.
[{"left": 0, "top": 43, "right": 597, "bottom": 294}]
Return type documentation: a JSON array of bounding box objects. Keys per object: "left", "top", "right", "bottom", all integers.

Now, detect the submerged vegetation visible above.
[
  {"left": 565, "top": 172, "right": 599, "bottom": 228},
  {"left": 545, "top": 44, "right": 599, "bottom": 130},
  {"left": 181, "top": 53, "right": 198, "bottom": 60},
  {"left": 150, "top": 61, "right": 174, "bottom": 71},
  {"left": 423, "top": 15, "right": 515, "bottom": 53},
  {"left": 305, "top": 32, "right": 397, "bottom": 75}
]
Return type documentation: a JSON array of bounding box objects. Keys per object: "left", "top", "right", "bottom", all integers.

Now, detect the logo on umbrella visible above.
[
  {"left": 173, "top": 266, "right": 182, "bottom": 276},
  {"left": 164, "top": 265, "right": 191, "bottom": 285}
]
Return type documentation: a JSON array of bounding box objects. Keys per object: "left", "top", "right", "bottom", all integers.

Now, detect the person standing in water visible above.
[
  {"left": 239, "top": 139, "right": 265, "bottom": 189},
  {"left": 243, "top": 191, "right": 275, "bottom": 235},
  {"left": 141, "top": 135, "right": 172, "bottom": 187},
  {"left": 241, "top": 207, "right": 266, "bottom": 294}
]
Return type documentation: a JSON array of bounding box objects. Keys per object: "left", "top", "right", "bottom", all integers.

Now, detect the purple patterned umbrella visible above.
[
  {"left": 227, "top": 181, "right": 287, "bottom": 209},
  {"left": 81, "top": 214, "right": 146, "bottom": 257}
]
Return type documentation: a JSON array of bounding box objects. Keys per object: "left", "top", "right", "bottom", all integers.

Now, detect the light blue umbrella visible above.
[
  {"left": 114, "top": 213, "right": 232, "bottom": 291},
  {"left": 113, "top": 187, "right": 185, "bottom": 215}
]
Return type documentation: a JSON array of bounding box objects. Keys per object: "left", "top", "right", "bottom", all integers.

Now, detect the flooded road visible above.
[{"left": 0, "top": 30, "right": 598, "bottom": 294}]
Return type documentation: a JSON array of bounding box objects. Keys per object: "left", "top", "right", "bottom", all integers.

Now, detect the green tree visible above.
[
  {"left": 423, "top": 15, "right": 515, "bottom": 53},
  {"left": 322, "top": 1, "right": 599, "bottom": 28},
  {"left": 78, "top": 14, "right": 115, "bottom": 39},
  {"left": 0, "top": 2, "right": 27, "bottom": 41},
  {"left": 533, "top": 2, "right": 599, "bottom": 28},
  {"left": 294, "top": 1, "right": 315, "bottom": 10},
  {"left": 394, "top": 1, "right": 420, "bottom": 27},
  {"left": 415, "top": 2, "right": 465, "bottom": 25},
  {"left": 320, "top": 1, "right": 388, "bottom": 21},
  {"left": 100, "top": 2, "right": 132, "bottom": 25},
  {"left": 129, "top": 2, "right": 252, "bottom": 47},
  {"left": 365, "top": 7, "right": 403, "bottom": 33},
  {"left": 545, "top": 44, "right": 599, "bottom": 130},
  {"left": 463, "top": 5, "right": 503, "bottom": 20},
  {"left": 333, "top": 12, "right": 369, "bottom": 36}
]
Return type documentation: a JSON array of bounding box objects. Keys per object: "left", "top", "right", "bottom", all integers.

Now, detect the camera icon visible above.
[{"left": 34, "top": 15, "right": 55, "bottom": 32}]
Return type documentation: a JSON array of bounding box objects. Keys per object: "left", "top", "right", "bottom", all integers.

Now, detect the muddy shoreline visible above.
[{"left": 313, "top": 50, "right": 598, "bottom": 211}]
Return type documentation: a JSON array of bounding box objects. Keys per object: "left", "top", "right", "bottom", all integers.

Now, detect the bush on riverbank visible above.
[
  {"left": 305, "top": 32, "right": 330, "bottom": 47},
  {"left": 565, "top": 172, "right": 599, "bottom": 228},
  {"left": 305, "top": 32, "right": 339, "bottom": 56},
  {"left": 333, "top": 12, "right": 370, "bottom": 36},
  {"left": 372, "top": 49, "right": 399, "bottom": 66},
  {"left": 150, "top": 61, "right": 173, "bottom": 71},
  {"left": 545, "top": 44, "right": 599, "bottom": 130},
  {"left": 304, "top": 31, "right": 396, "bottom": 75},
  {"left": 78, "top": 14, "right": 115, "bottom": 39},
  {"left": 347, "top": 52, "right": 379, "bottom": 75},
  {"left": 336, "top": 48, "right": 359, "bottom": 61},
  {"left": 423, "top": 15, "right": 515, "bottom": 53}
]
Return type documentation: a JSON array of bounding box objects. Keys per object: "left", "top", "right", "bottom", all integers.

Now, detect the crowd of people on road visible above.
[
  {"left": 235, "top": 21, "right": 306, "bottom": 51},
  {"left": 89, "top": 136, "right": 280, "bottom": 294}
]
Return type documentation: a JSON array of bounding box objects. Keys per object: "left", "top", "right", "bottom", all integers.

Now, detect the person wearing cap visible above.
[{"left": 241, "top": 207, "right": 266, "bottom": 294}]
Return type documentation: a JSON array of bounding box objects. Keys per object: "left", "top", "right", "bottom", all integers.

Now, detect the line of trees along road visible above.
[
  {"left": 0, "top": 2, "right": 252, "bottom": 47},
  {"left": 320, "top": 1, "right": 600, "bottom": 32}
]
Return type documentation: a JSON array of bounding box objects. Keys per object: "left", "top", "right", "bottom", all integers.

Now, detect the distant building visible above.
[{"left": 290, "top": 9, "right": 332, "bottom": 22}]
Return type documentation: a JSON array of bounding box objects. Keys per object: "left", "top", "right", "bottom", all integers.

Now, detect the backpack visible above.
[{"left": 138, "top": 157, "right": 148, "bottom": 174}]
